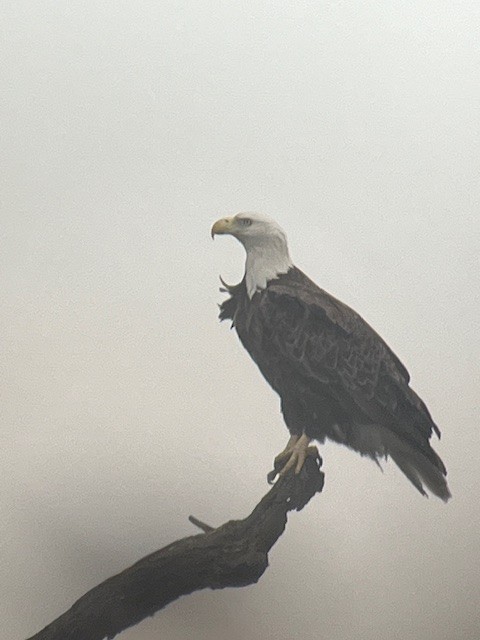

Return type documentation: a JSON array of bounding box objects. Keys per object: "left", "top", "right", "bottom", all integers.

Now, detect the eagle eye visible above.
[{"left": 239, "top": 217, "right": 252, "bottom": 227}]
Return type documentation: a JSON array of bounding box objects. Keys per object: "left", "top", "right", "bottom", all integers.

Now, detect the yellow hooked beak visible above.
[{"left": 211, "top": 217, "right": 235, "bottom": 238}]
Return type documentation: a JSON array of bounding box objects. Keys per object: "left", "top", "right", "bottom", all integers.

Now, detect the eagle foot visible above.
[{"left": 267, "top": 434, "right": 319, "bottom": 484}]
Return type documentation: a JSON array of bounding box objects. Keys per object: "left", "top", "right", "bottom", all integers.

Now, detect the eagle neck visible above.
[{"left": 244, "top": 238, "right": 293, "bottom": 298}]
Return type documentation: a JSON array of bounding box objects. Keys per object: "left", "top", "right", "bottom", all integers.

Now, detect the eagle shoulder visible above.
[{"left": 264, "top": 268, "right": 411, "bottom": 385}]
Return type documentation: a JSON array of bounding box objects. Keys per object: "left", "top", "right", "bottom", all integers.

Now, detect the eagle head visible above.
[{"left": 211, "top": 212, "right": 293, "bottom": 297}]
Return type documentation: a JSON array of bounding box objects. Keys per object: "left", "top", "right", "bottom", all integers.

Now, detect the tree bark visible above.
[{"left": 27, "top": 457, "right": 324, "bottom": 640}]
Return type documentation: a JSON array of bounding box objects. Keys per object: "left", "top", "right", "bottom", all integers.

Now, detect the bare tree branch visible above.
[
  {"left": 26, "top": 457, "right": 324, "bottom": 640},
  {"left": 187, "top": 515, "right": 215, "bottom": 533}
]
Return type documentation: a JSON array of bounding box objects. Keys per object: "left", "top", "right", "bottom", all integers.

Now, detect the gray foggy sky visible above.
[{"left": 2, "top": 1, "right": 480, "bottom": 639}]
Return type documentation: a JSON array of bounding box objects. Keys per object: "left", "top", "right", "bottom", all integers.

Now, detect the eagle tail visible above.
[{"left": 384, "top": 432, "right": 451, "bottom": 502}]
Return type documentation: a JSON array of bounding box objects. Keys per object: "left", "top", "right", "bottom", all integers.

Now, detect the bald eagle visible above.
[{"left": 212, "top": 212, "right": 450, "bottom": 501}]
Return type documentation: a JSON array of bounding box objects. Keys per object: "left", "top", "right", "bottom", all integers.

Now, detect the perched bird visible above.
[{"left": 211, "top": 212, "right": 450, "bottom": 501}]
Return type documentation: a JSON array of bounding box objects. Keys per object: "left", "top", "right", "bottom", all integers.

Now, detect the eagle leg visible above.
[
  {"left": 267, "top": 433, "right": 319, "bottom": 483},
  {"left": 274, "top": 435, "right": 300, "bottom": 464}
]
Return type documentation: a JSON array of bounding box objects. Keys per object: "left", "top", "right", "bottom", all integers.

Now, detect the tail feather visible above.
[
  {"left": 329, "top": 422, "right": 450, "bottom": 501},
  {"left": 385, "top": 431, "right": 451, "bottom": 502}
]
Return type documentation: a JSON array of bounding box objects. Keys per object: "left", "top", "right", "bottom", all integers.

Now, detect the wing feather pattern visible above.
[
  {"left": 254, "top": 270, "right": 449, "bottom": 499},
  {"left": 219, "top": 267, "right": 450, "bottom": 500}
]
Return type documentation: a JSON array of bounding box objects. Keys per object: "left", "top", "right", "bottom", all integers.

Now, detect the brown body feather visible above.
[{"left": 220, "top": 266, "right": 450, "bottom": 500}]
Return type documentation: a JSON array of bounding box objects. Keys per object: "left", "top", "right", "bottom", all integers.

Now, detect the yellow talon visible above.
[{"left": 272, "top": 434, "right": 318, "bottom": 479}]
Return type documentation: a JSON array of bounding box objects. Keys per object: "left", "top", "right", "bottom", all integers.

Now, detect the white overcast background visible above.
[{"left": 2, "top": 2, "right": 480, "bottom": 639}]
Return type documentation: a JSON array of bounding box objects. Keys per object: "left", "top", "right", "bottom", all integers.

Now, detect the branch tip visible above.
[{"left": 188, "top": 515, "right": 215, "bottom": 533}]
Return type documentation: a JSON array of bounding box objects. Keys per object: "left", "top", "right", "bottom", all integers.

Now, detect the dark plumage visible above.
[{"left": 212, "top": 213, "right": 450, "bottom": 500}]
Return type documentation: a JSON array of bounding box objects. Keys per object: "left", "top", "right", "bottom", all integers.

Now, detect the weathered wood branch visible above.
[{"left": 27, "top": 457, "right": 324, "bottom": 640}]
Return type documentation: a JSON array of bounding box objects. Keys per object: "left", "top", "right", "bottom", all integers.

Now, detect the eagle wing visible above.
[{"left": 256, "top": 269, "right": 441, "bottom": 455}]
